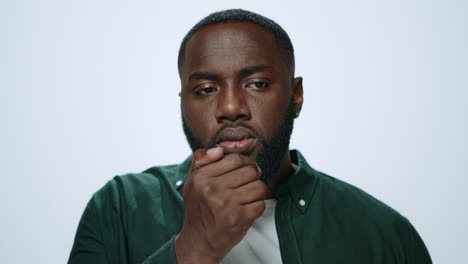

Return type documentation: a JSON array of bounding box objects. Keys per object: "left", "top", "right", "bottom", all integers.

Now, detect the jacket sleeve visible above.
[
  {"left": 142, "top": 236, "right": 177, "bottom": 264},
  {"left": 68, "top": 199, "right": 107, "bottom": 264},
  {"left": 398, "top": 217, "right": 432, "bottom": 264},
  {"left": 403, "top": 219, "right": 432, "bottom": 264},
  {"left": 68, "top": 197, "right": 178, "bottom": 264}
]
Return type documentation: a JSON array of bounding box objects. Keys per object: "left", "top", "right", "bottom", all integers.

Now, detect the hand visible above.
[{"left": 174, "top": 146, "right": 267, "bottom": 264}]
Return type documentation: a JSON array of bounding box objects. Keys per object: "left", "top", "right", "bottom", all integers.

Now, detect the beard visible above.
[{"left": 182, "top": 99, "right": 295, "bottom": 184}]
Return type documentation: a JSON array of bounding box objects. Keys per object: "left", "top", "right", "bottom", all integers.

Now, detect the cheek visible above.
[
  {"left": 182, "top": 100, "right": 218, "bottom": 143},
  {"left": 248, "top": 91, "right": 290, "bottom": 139}
]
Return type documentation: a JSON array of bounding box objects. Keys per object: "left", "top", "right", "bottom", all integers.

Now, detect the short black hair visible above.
[{"left": 177, "top": 9, "right": 295, "bottom": 75}]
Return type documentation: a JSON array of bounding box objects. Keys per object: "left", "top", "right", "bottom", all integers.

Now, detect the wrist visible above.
[{"left": 174, "top": 233, "right": 219, "bottom": 264}]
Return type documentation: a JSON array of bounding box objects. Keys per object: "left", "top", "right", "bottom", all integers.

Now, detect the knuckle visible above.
[
  {"left": 192, "top": 178, "right": 207, "bottom": 194},
  {"left": 202, "top": 183, "right": 215, "bottom": 194}
]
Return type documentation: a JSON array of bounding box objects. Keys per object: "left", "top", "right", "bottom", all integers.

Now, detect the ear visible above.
[{"left": 292, "top": 77, "right": 304, "bottom": 117}]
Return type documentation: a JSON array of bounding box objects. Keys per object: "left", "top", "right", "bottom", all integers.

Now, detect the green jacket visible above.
[{"left": 68, "top": 150, "right": 431, "bottom": 263}]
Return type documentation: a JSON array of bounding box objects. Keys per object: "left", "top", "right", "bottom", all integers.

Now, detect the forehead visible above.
[{"left": 181, "top": 22, "right": 286, "bottom": 76}]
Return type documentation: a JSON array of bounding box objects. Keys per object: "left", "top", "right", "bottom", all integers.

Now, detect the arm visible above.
[
  {"left": 406, "top": 221, "right": 432, "bottom": 264},
  {"left": 68, "top": 198, "right": 178, "bottom": 264},
  {"left": 394, "top": 215, "right": 432, "bottom": 264},
  {"left": 142, "top": 236, "right": 177, "bottom": 264},
  {"left": 69, "top": 146, "right": 264, "bottom": 264},
  {"left": 68, "top": 199, "right": 107, "bottom": 264}
]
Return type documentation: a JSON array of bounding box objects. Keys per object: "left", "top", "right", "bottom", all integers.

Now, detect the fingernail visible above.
[
  {"left": 207, "top": 147, "right": 220, "bottom": 156},
  {"left": 256, "top": 162, "right": 262, "bottom": 174}
]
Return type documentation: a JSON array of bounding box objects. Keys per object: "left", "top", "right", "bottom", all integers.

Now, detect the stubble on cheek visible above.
[{"left": 181, "top": 108, "right": 217, "bottom": 151}]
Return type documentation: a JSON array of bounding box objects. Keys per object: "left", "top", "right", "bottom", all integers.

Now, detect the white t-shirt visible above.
[{"left": 220, "top": 199, "right": 283, "bottom": 264}]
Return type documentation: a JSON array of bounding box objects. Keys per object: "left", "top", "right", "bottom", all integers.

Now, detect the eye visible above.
[
  {"left": 247, "top": 81, "right": 269, "bottom": 89},
  {"left": 195, "top": 86, "right": 217, "bottom": 96}
]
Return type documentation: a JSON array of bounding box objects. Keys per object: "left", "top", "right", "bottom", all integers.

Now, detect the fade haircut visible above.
[{"left": 177, "top": 9, "right": 295, "bottom": 75}]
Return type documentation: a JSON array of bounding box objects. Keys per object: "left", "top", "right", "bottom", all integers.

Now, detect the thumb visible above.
[{"left": 191, "top": 146, "right": 224, "bottom": 172}]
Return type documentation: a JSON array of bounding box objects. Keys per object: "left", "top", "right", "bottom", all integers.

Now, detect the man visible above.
[{"left": 69, "top": 9, "right": 431, "bottom": 264}]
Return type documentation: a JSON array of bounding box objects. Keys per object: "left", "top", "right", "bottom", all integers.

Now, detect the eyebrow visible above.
[
  {"left": 189, "top": 72, "right": 220, "bottom": 81},
  {"left": 239, "top": 64, "right": 273, "bottom": 78},
  {"left": 188, "top": 64, "right": 273, "bottom": 82}
]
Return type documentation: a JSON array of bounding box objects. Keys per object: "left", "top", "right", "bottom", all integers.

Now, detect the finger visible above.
[
  {"left": 235, "top": 180, "right": 267, "bottom": 205},
  {"left": 196, "top": 153, "right": 255, "bottom": 178},
  {"left": 191, "top": 146, "right": 224, "bottom": 172},
  {"left": 216, "top": 165, "right": 260, "bottom": 189},
  {"left": 241, "top": 199, "right": 266, "bottom": 221}
]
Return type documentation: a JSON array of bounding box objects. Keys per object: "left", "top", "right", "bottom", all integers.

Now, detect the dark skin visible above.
[{"left": 175, "top": 22, "right": 304, "bottom": 264}]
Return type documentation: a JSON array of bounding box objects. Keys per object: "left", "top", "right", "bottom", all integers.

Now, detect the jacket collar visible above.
[{"left": 279, "top": 149, "right": 318, "bottom": 214}]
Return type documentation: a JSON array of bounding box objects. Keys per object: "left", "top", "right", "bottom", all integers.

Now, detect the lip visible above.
[
  {"left": 218, "top": 138, "right": 257, "bottom": 154},
  {"left": 216, "top": 127, "right": 257, "bottom": 154}
]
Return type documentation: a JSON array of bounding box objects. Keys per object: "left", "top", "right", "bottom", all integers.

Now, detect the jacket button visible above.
[
  {"left": 175, "top": 180, "right": 183, "bottom": 187},
  {"left": 299, "top": 199, "right": 306, "bottom": 206}
]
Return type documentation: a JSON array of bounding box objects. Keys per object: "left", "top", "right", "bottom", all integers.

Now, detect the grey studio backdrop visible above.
[{"left": 1, "top": 0, "right": 467, "bottom": 263}]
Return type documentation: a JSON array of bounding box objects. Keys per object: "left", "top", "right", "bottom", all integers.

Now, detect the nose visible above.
[{"left": 215, "top": 86, "right": 251, "bottom": 123}]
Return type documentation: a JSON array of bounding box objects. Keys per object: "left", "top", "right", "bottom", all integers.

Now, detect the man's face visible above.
[{"left": 179, "top": 22, "right": 303, "bottom": 182}]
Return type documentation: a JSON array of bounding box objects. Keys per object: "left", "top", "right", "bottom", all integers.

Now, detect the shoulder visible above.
[
  {"left": 91, "top": 164, "right": 181, "bottom": 209},
  {"left": 71, "top": 163, "right": 188, "bottom": 262},
  {"left": 317, "top": 171, "right": 432, "bottom": 261},
  {"left": 314, "top": 170, "right": 411, "bottom": 234}
]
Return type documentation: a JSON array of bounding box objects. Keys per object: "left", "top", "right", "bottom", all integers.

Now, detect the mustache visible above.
[{"left": 207, "top": 122, "right": 261, "bottom": 149}]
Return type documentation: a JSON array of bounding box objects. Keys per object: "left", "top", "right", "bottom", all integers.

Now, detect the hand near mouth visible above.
[{"left": 174, "top": 146, "right": 267, "bottom": 264}]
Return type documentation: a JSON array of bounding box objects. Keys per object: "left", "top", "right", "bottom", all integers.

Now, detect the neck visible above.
[{"left": 264, "top": 150, "right": 296, "bottom": 199}]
